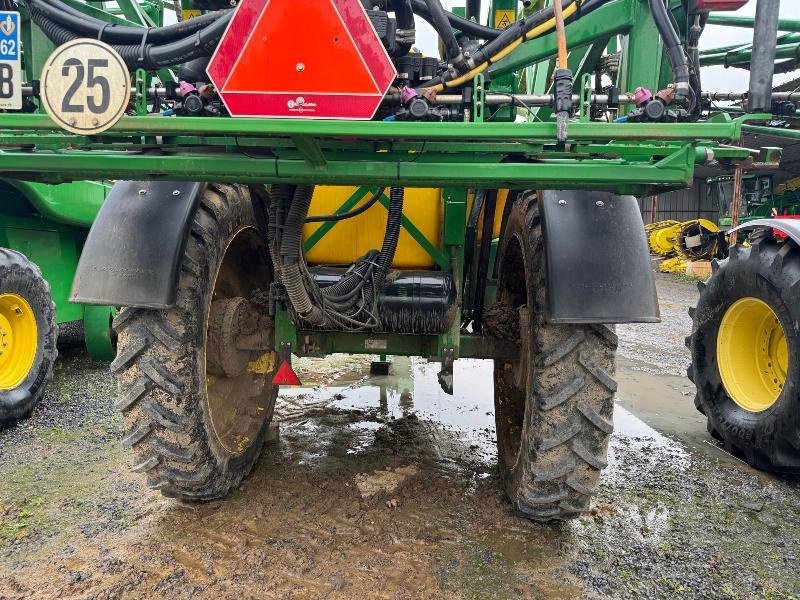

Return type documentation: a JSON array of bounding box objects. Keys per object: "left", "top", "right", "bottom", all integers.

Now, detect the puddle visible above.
[
  {"left": 279, "top": 356, "right": 498, "bottom": 467},
  {"left": 279, "top": 355, "right": 701, "bottom": 487}
]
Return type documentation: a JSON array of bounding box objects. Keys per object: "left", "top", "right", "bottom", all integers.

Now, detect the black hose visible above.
[
  {"left": 27, "top": 0, "right": 230, "bottom": 45},
  {"left": 275, "top": 184, "right": 404, "bottom": 329},
  {"left": 376, "top": 187, "right": 404, "bottom": 279},
  {"left": 648, "top": 0, "right": 690, "bottom": 100},
  {"left": 409, "top": 0, "right": 502, "bottom": 39},
  {"left": 472, "top": 189, "right": 497, "bottom": 334},
  {"left": 421, "top": 0, "right": 609, "bottom": 90},
  {"left": 29, "top": 3, "right": 230, "bottom": 69},
  {"left": 391, "top": 0, "right": 415, "bottom": 57},
  {"left": 305, "top": 188, "right": 384, "bottom": 223},
  {"left": 268, "top": 184, "right": 295, "bottom": 276},
  {"left": 422, "top": 0, "right": 464, "bottom": 65}
]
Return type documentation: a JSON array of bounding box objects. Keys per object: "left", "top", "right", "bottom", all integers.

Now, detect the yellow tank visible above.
[
  {"left": 303, "top": 186, "right": 442, "bottom": 269},
  {"left": 303, "top": 187, "right": 511, "bottom": 269}
]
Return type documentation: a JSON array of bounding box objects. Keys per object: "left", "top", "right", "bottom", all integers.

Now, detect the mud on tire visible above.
[
  {"left": 492, "top": 191, "right": 617, "bottom": 521},
  {"left": 113, "top": 183, "right": 278, "bottom": 500},
  {"left": 0, "top": 249, "right": 58, "bottom": 425}
]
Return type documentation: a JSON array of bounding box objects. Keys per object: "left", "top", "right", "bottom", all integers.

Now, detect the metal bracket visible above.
[
  {"left": 580, "top": 72, "right": 592, "bottom": 123},
  {"left": 473, "top": 73, "right": 486, "bottom": 123},
  {"left": 437, "top": 347, "right": 455, "bottom": 395},
  {"left": 135, "top": 68, "right": 148, "bottom": 116}
]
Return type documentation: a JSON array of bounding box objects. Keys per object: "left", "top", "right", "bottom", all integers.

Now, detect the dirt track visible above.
[{"left": 1, "top": 274, "right": 799, "bottom": 599}]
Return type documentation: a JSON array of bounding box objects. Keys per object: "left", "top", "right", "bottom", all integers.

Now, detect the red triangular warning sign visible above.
[
  {"left": 225, "top": 1, "right": 378, "bottom": 94},
  {"left": 207, "top": 0, "right": 396, "bottom": 119},
  {"left": 272, "top": 359, "right": 301, "bottom": 386}
]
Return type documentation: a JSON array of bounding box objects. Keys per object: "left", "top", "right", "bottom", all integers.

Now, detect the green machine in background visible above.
[
  {"left": 0, "top": 180, "right": 114, "bottom": 424},
  {"left": 709, "top": 173, "right": 800, "bottom": 228}
]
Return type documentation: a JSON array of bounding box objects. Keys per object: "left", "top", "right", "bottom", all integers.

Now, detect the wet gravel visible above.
[
  {"left": 0, "top": 276, "right": 799, "bottom": 598},
  {"left": 617, "top": 267, "right": 699, "bottom": 376}
]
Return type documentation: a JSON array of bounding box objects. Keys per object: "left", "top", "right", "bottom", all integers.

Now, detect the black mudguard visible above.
[
  {"left": 70, "top": 181, "right": 203, "bottom": 309},
  {"left": 539, "top": 190, "right": 659, "bottom": 324}
]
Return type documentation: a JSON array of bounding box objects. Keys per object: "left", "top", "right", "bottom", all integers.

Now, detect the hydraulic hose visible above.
[
  {"left": 422, "top": 0, "right": 609, "bottom": 92},
  {"left": 422, "top": 0, "right": 464, "bottom": 66},
  {"left": 376, "top": 187, "right": 403, "bottom": 280},
  {"left": 280, "top": 186, "right": 323, "bottom": 324},
  {"left": 26, "top": 0, "right": 229, "bottom": 45},
  {"left": 391, "top": 0, "right": 416, "bottom": 57},
  {"left": 275, "top": 184, "right": 404, "bottom": 330},
  {"left": 29, "top": 3, "right": 231, "bottom": 69},
  {"left": 306, "top": 188, "right": 384, "bottom": 223},
  {"left": 27, "top": 0, "right": 231, "bottom": 69},
  {"left": 648, "top": 0, "right": 691, "bottom": 100}
]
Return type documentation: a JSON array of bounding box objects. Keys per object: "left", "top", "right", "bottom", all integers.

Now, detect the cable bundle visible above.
[{"left": 268, "top": 185, "right": 404, "bottom": 331}]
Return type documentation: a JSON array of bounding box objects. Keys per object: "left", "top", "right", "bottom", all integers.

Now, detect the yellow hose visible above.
[{"left": 432, "top": 1, "right": 579, "bottom": 93}]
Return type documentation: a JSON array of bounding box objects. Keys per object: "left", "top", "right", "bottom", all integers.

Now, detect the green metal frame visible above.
[
  {"left": 0, "top": 180, "right": 116, "bottom": 360},
  {"left": 0, "top": 0, "right": 790, "bottom": 362}
]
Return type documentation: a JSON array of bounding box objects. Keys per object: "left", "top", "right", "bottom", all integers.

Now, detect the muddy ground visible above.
[{"left": 1, "top": 272, "right": 799, "bottom": 599}]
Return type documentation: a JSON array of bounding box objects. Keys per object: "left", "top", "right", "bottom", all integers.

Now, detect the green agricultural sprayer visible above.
[{"left": 0, "top": 0, "right": 798, "bottom": 521}]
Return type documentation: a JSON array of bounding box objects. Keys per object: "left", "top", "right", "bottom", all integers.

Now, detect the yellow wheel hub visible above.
[
  {"left": 649, "top": 224, "right": 681, "bottom": 256},
  {"left": 0, "top": 293, "right": 38, "bottom": 390},
  {"left": 717, "top": 297, "right": 788, "bottom": 413}
]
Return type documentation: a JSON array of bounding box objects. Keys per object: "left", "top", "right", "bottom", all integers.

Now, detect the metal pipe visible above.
[
  {"left": 748, "top": 0, "right": 781, "bottom": 111},
  {"left": 707, "top": 13, "right": 800, "bottom": 33}
]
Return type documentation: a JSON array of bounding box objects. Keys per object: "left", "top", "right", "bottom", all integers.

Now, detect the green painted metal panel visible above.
[
  {"left": 294, "top": 330, "right": 516, "bottom": 360},
  {"left": 0, "top": 215, "right": 84, "bottom": 324},
  {"left": 10, "top": 181, "right": 110, "bottom": 228},
  {"left": 442, "top": 189, "right": 467, "bottom": 247}
]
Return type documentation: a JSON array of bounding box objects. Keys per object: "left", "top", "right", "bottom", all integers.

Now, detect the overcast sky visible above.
[{"left": 415, "top": 1, "right": 800, "bottom": 93}]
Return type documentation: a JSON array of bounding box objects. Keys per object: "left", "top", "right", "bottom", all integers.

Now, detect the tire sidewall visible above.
[
  {"left": 693, "top": 245, "right": 800, "bottom": 457},
  {"left": 494, "top": 196, "right": 536, "bottom": 486},
  {"left": 192, "top": 187, "right": 277, "bottom": 477},
  {"left": 0, "top": 252, "right": 57, "bottom": 419}
]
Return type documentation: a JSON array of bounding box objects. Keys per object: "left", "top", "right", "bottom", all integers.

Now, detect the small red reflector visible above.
[{"left": 272, "top": 359, "right": 301, "bottom": 386}]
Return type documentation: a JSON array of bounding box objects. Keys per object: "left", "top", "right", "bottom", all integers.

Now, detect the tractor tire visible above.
[
  {"left": 492, "top": 191, "right": 617, "bottom": 521},
  {"left": 113, "top": 183, "right": 278, "bottom": 500},
  {"left": 0, "top": 249, "right": 58, "bottom": 425},
  {"left": 688, "top": 237, "right": 800, "bottom": 473}
]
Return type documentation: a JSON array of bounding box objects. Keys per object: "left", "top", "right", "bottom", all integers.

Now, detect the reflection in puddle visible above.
[{"left": 279, "top": 356, "right": 692, "bottom": 481}]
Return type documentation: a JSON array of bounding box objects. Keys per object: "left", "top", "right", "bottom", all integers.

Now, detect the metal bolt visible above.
[
  {"left": 596, "top": 200, "right": 605, "bottom": 207},
  {"left": 296, "top": 63, "right": 305, "bottom": 72},
  {"left": 172, "top": 190, "right": 181, "bottom": 196},
  {"left": 558, "top": 199, "right": 567, "bottom": 206},
  {"left": 138, "top": 189, "right": 147, "bottom": 196}
]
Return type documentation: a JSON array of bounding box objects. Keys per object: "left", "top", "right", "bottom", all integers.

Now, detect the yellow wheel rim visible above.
[
  {"left": 0, "top": 293, "right": 38, "bottom": 390},
  {"left": 717, "top": 297, "right": 788, "bottom": 413}
]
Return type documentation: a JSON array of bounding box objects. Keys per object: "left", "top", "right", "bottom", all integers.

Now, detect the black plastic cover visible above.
[
  {"left": 70, "top": 181, "right": 203, "bottom": 309},
  {"left": 540, "top": 190, "right": 660, "bottom": 324}
]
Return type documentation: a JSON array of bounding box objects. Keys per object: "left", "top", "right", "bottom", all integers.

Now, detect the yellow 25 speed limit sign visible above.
[{"left": 40, "top": 39, "right": 130, "bottom": 135}]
